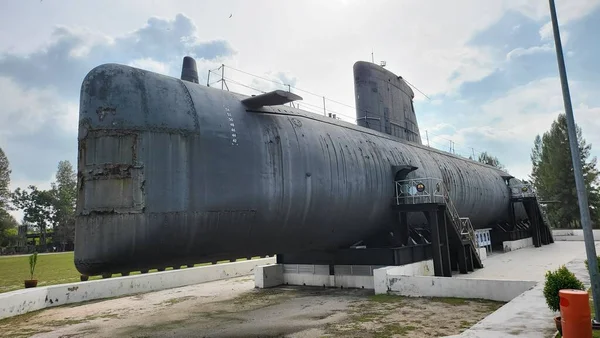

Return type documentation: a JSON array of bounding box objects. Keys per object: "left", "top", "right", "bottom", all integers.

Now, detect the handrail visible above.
[
  {"left": 510, "top": 183, "right": 536, "bottom": 199},
  {"left": 459, "top": 217, "right": 478, "bottom": 250},
  {"left": 394, "top": 177, "right": 446, "bottom": 205}
]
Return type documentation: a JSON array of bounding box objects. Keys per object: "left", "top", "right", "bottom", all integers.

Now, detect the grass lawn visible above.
[
  {"left": 0, "top": 252, "right": 261, "bottom": 294},
  {"left": 0, "top": 252, "right": 84, "bottom": 293}
]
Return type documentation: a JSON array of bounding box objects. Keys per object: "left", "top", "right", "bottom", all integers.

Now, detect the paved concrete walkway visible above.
[
  {"left": 447, "top": 241, "right": 598, "bottom": 337},
  {"left": 465, "top": 241, "right": 594, "bottom": 281}
]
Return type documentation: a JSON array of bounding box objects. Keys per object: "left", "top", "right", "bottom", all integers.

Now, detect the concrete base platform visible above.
[
  {"left": 502, "top": 237, "right": 533, "bottom": 252},
  {"left": 256, "top": 259, "right": 533, "bottom": 302},
  {"left": 255, "top": 263, "right": 389, "bottom": 289},
  {"left": 0, "top": 257, "right": 275, "bottom": 320},
  {"left": 255, "top": 261, "right": 434, "bottom": 290}
]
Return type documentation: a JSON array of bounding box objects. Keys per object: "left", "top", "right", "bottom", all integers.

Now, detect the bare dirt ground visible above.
[{"left": 0, "top": 276, "right": 503, "bottom": 338}]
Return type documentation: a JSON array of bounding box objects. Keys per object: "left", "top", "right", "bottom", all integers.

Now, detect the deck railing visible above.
[
  {"left": 394, "top": 177, "right": 447, "bottom": 205},
  {"left": 510, "top": 184, "right": 536, "bottom": 199}
]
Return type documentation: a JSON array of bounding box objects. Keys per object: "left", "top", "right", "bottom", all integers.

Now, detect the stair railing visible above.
[
  {"left": 442, "top": 184, "right": 478, "bottom": 252},
  {"left": 459, "top": 217, "right": 478, "bottom": 252}
]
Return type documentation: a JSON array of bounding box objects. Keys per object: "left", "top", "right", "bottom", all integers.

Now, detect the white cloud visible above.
[
  {"left": 128, "top": 58, "right": 170, "bottom": 74},
  {"left": 506, "top": 44, "right": 553, "bottom": 60},
  {"left": 425, "top": 77, "right": 600, "bottom": 179},
  {"left": 539, "top": 21, "right": 570, "bottom": 44},
  {"left": 509, "top": 0, "right": 600, "bottom": 24},
  {"left": 539, "top": 21, "right": 554, "bottom": 41},
  {"left": 0, "top": 77, "right": 76, "bottom": 138}
]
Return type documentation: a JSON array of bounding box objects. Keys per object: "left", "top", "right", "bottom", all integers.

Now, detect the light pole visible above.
[{"left": 548, "top": 0, "right": 600, "bottom": 322}]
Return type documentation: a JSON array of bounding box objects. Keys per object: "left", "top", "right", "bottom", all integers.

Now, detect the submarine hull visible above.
[{"left": 75, "top": 64, "right": 526, "bottom": 275}]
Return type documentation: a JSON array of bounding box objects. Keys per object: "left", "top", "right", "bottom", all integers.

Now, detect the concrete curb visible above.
[
  {"left": 384, "top": 275, "right": 537, "bottom": 302},
  {"left": 552, "top": 229, "right": 600, "bottom": 241},
  {"left": 0, "top": 257, "right": 276, "bottom": 320}
]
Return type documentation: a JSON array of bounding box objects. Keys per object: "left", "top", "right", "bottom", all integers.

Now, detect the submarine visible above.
[{"left": 74, "top": 56, "right": 531, "bottom": 276}]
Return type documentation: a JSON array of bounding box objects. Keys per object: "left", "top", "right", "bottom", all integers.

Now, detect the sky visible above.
[{"left": 1, "top": 0, "right": 599, "bottom": 221}]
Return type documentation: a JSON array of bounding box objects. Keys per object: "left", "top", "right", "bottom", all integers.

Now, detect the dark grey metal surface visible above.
[
  {"left": 354, "top": 61, "right": 421, "bottom": 143},
  {"left": 180, "top": 56, "right": 199, "bottom": 84},
  {"left": 74, "top": 62, "right": 528, "bottom": 275},
  {"left": 241, "top": 90, "right": 302, "bottom": 108}
]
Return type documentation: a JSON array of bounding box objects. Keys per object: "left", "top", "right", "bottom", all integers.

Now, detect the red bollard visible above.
[{"left": 560, "top": 289, "right": 592, "bottom": 338}]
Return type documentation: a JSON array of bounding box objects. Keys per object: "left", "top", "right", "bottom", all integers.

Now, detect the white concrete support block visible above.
[
  {"left": 333, "top": 275, "right": 373, "bottom": 289},
  {"left": 373, "top": 267, "right": 390, "bottom": 295},
  {"left": 0, "top": 257, "right": 275, "bottom": 320},
  {"left": 255, "top": 264, "right": 283, "bottom": 288},
  {"left": 477, "top": 247, "right": 487, "bottom": 261},
  {"left": 386, "top": 275, "right": 537, "bottom": 302},
  {"left": 503, "top": 237, "right": 533, "bottom": 252},
  {"left": 373, "top": 260, "right": 434, "bottom": 294},
  {"left": 282, "top": 264, "right": 333, "bottom": 287},
  {"left": 333, "top": 265, "right": 379, "bottom": 289},
  {"left": 384, "top": 260, "right": 435, "bottom": 276},
  {"left": 276, "top": 264, "right": 381, "bottom": 289}
]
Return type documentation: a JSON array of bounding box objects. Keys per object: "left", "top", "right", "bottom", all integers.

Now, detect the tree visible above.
[
  {"left": 12, "top": 185, "right": 56, "bottom": 251},
  {"left": 0, "top": 147, "right": 10, "bottom": 212},
  {"left": 0, "top": 209, "right": 18, "bottom": 247},
  {"left": 529, "top": 113, "right": 600, "bottom": 228},
  {"left": 50, "top": 160, "right": 77, "bottom": 249},
  {"left": 478, "top": 151, "right": 505, "bottom": 170},
  {"left": 9, "top": 160, "right": 78, "bottom": 252},
  {"left": 0, "top": 147, "right": 17, "bottom": 248}
]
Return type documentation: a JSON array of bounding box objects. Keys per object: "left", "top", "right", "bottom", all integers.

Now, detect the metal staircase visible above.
[
  {"left": 509, "top": 183, "right": 554, "bottom": 246},
  {"left": 394, "top": 177, "right": 483, "bottom": 274}
]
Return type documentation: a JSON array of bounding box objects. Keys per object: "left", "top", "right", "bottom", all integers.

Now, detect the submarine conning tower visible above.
[{"left": 353, "top": 61, "right": 422, "bottom": 144}]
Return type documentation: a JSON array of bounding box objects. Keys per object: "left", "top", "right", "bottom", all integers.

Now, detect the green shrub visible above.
[
  {"left": 584, "top": 256, "right": 600, "bottom": 273},
  {"left": 543, "top": 265, "right": 585, "bottom": 312}
]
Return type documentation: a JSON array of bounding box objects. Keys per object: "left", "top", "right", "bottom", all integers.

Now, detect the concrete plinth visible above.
[
  {"left": 254, "top": 264, "right": 283, "bottom": 288},
  {"left": 254, "top": 264, "right": 381, "bottom": 289},
  {"left": 502, "top": 237, "right": 533, "bottom": 252},
  {"left": 477, "top": 247, "right": 487, "bottom": 261},
  {"left": 373, "top": 260, "right": 435, "bottom": 294}
]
